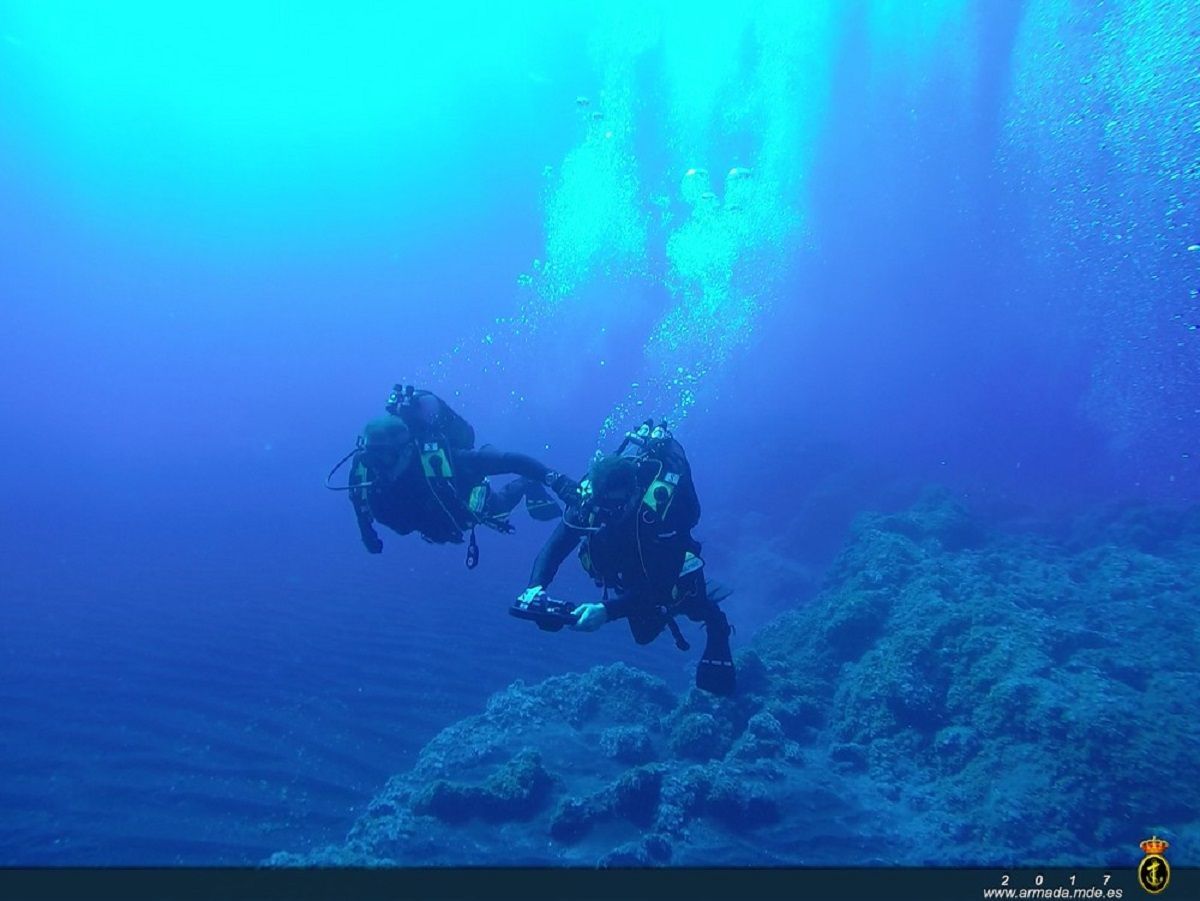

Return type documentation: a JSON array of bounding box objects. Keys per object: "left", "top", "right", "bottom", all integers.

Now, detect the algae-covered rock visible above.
[
  {"left": 705, "top": 776, "right": 780, "bottom": 830},
  {"left": 829, "top": 742, "right": 868, "bottom": 773},
  {"left": 728, "top": 711, "right": 795, "bottom": 761},
  {"left": 548, "top": 795, "right": 600, "bottom": 844},
  {"left": 871, "top": 489, "right": 984, "bottom": 551},
  {"left": 599, "top": 725, "right": 655, "bottom": 764},
  {"left": 611, "top": 765, "right": 664, "bottom": 826},
  {"left": 666, "top": 712, "right": 729, "bottom": 761},
  {"left": 481, "top": 661, "right": 677, "bottom": 729},
  {"left": 547, "top": 764, "right": 665, "bottom": 844},
  {"left": 411, "top": 748, "right": 553, "bottom": 824},
  {"left": 598, "top": 833, "right": 673, "bottom": 867}
]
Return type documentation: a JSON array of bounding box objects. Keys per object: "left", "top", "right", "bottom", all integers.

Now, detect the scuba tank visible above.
[
  {"left": 613, "top": 419, "right": 700, "bottom": 530},
  {"left": 327, "top": 384, "right": 473, "bottom": 490},
  {"left": 386, "top": 384, "right": 476, "bottom": 450}
]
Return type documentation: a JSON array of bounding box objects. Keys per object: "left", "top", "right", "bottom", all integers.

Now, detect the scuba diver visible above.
[
  {"left": 509, "top": 420, "right": 736, "bottom": 696},
  {"left": 327, "top": 384, "right": 576, "bottom": 568}
]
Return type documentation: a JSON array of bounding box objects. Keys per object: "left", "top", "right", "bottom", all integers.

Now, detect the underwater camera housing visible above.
[{"left": 509, "top": 593, "right": 579, "bottom": 632}]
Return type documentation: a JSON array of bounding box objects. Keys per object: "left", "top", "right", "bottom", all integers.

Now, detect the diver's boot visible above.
[{"left": 695, "top": 610, "right": 735, "bottom": 696}]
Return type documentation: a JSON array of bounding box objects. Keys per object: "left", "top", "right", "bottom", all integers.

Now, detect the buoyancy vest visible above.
[{"left": 575, "top": 419, "right": 701, "bottom": 584}]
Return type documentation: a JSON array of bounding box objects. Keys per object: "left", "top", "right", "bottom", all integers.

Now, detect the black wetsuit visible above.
[
  {"left": 521, "top": 433, "right": 734, "bottom": 693},
  {"left": 527, "top": 439, "right": 717, "bottom": 643},
  {"left": 355, "top": 445, "right": 553, "bottom": 546},
  {"left": 349, "top": 390, "right": 556, "bottom": 549}
]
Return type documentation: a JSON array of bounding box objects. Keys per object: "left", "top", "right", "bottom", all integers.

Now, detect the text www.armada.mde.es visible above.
[{"left": 983, "top": 888, "right": 1122, "bottom": 899}]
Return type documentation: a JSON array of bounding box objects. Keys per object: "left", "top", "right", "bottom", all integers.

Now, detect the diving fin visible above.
[{"left": 695, "top": 610, "right": 735, "bottom": 696}]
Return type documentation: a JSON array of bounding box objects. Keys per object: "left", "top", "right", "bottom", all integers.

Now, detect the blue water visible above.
[{"left": 1, "top": 0, "right": 1197, "bottom": 867}]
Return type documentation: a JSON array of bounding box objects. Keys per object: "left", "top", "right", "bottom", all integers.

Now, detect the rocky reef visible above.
[{"left": 270, "top": 492, "right": 1200, "bottom": 867}]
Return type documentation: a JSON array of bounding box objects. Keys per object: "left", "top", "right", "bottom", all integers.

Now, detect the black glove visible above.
[
  {"left": 362, "top": 531, "right": 384, "bottom": 554},
  {"left": 545, "top": 471, "right": 580, "bottom": 505}
]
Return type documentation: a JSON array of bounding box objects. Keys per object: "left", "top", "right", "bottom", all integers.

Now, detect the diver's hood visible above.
[{"left": 360, "top": 415, "right": 414, "bottom": 478}]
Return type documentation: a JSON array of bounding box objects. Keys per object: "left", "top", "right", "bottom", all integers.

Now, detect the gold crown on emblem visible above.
[{"left": 1140, "top": 836, "right": 1169, "bottom": 855}]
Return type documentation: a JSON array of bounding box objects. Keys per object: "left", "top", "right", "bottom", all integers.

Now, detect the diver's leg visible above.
[
  {"left": 461, "top": 446, "right": 560, "bottom": 525},
  {"left": 460, "top": 446, "right": 574, "bottom": 516},
  {"left": 482, "top": 476, "right": 560, "bottom": 521},
  {"left": 614, "top": 590, "right": 666, "bottom": 646},
  {"left": 626, "top": 608, "right": 666, "bottom": 646},
  {"left": 676, "top": 571, "right": 709, "bottom": 621},
  {"left": 486, "top": 478, "right": 528, "bottom": 516},
  {"left": 521, "top": 479, "right": 560, "bottom": 521},
  {"left": 462, "top": 445, "right": 551, "bottom": 482}
]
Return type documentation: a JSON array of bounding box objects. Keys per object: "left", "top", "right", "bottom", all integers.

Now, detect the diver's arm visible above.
[
  {"left": 528, "top": 519, "right": 583, "bottom": 589},
  {"left": 349, "top": 462, "right": 383, "bottom": 554}
]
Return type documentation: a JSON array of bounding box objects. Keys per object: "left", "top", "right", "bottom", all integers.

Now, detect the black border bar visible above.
[{"left": 0, "top": 866, "right": 1195, "bottom": 901}]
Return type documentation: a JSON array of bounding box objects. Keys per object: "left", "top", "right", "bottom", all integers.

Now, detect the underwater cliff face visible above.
[{"left": 270, "top": 495, "right": 1200, "bottom": 867}]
